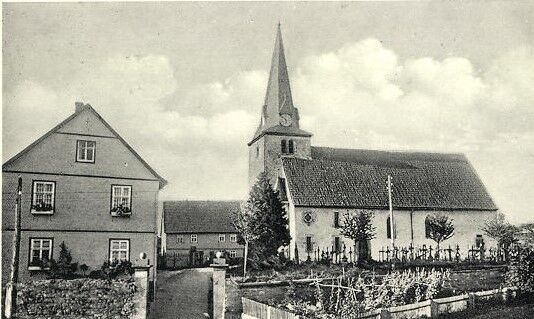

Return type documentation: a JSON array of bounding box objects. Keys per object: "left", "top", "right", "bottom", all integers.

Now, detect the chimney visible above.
[{"left": 75, "top": 102, "right": 85, "bottom": 113}]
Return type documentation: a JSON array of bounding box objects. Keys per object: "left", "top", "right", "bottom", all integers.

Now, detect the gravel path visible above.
[{"left": 153, "top": 269, "right": 212, "bottom": 319}]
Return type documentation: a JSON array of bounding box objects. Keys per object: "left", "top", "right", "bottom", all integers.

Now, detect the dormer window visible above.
[
  {"left": 31, "top": 181, "right": 55, "bottom": 215},
  {"left": 76, "top": 140, "right": 96, "bottom": 163}
]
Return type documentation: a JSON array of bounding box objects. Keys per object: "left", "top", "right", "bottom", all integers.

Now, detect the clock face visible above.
[{"left": 280, "top": 114, "right": 292, "bottom": 126}]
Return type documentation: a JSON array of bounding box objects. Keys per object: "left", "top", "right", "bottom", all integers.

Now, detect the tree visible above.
[
  {"left": 482, "top": 213, "right": 519, "bottom": 260},
  {"left": 232, "top": 203, "right": 260, "bottom": 278},
  {"left": 425, "top": 213, "right": 455, "bottom": 257},
  {"left": 233, "top": 173, "right": 291, "bottom": 276},
  {"left": 519, "top": 223, "right": 534, "bottom": 247},
  {"left": 48, "top": 242, "right": 78, "bottom": 279},
  {"left": 339, "top": 210, "right": 376, "bottom": 262}
]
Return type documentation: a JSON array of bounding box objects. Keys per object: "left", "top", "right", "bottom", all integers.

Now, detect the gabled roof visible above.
[
  {"left": 282, "top": 147, "right": 497, "bottom": 211},
  {"left": 163, "top": 200, "right": 241, "bottom": 233},
  {"left": 2, "top": 104, "right": 167, "bottom": 189}
]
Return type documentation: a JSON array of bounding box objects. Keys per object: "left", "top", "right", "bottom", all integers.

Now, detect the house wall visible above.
[
  {"left": 2, "top": 107, "right": 162, "bottom": 285},
  {"left": 289, "top": 206, "right": 498, "bottom": 261},
  {"left": 2, "top": 172, "right": 159, "bottom": 232},
  {"left": 2, "top": 230, "right": 155, "bottom": 283}
]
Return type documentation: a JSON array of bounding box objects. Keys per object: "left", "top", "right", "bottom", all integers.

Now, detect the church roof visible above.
[
  {"left": 282, "top": 147, "right": 497, "bottom": 211},
  {"left": 163, "top": 200, "right": 241, "bottom": 233}
]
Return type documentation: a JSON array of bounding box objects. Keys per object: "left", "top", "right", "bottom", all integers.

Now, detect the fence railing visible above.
[
  {"left": 241, "top": 286, "right": 519, "bottom": 319},
  {"left": 295, "top": 243, "right": 522, "bottom": 265},
  {"left": 242, "top": 297, "right": 300, "bottom": 319}
]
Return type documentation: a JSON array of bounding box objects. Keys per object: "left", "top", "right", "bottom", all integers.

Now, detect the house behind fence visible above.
[{"left": 162, "top": 200, "right": 244, "bottom": 268}]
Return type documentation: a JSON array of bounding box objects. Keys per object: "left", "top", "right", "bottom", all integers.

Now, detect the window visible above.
[
  {"left": 386, "top": 216, "right": 397, "bottom": 239},
  {"left": 111, "top": 185, "right": 132, "bottom": 216},
  {"left": 176, "top": 235, "right": 184, "bottom": 244},
  {"left": 191, "top": 234, "right": 198, "bottom": 243},
  {"left": 230, "top": 234, "right": 237, "bottom": 242},
  {"left": 288, "top": 140, "right": 295, "bottom": 154},
  {"left": 29, "top": 238, "right": 53, "bottom": 269},
  {"left": 425, "top": 216, "right": 431, "bottom": 238},
  {"left": 31, "top": 181, "right": 55, "bottom": 214},
  {"left": 109, "top": 239, "right": 129, "bottom": 262},
  {"left": 76, "top": 140, "right": 96, "bottom": 163},
  {"left": 476, "top": 235, "right": 485, "bottom": 248},
  {"left": 334, "top": 237, "right": 342, "bottom": 253},
  {"left": 281, "top": 140, "right": 287, "bottom": 154},
  {"left": 279, "top": 177, "right": 287, "bottom": 201},
  {"left": 219, "top": 234, "right": 226, "bottom": 242},
  {"left": 334, "top": 212, "right": 340, "bottom": 228},
  {"left": 229, "top": 250, "right": 237, "bottom": 258},
  {"left": 306, "top": 236, "right": 313, "bottom": 252},
  {"left": 256, "top": 145, "right": 260, "bottom": 158}
]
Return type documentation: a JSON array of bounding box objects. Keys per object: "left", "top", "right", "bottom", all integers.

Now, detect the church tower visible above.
[{"left": 248, "top": 24, "right": 312, "bottom": 187}]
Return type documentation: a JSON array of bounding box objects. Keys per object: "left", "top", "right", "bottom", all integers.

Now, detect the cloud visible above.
[{"left": 3, "top": 41, "right": 534, "bottom": 222}]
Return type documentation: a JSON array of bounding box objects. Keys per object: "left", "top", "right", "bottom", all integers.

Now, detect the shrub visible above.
[
  {"left": 506, "top": 246, "right": 534, "bottom": 293},
  {"left": 47, "top": 242, "right": 79, "bottom": 279},
  {"left": 101, "top": 260, "right": 135, "bottom": 279}
]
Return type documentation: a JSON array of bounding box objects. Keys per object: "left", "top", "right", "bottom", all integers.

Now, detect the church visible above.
[{"left": 248, "top": 25, "right": 499, "bottom": 261}]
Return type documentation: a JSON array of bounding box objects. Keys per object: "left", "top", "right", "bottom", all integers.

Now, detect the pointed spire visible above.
[{"left": 262, "top": 23, "right": 295, "bottom": 127}]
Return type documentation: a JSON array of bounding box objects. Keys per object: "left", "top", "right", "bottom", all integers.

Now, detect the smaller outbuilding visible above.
[{"left": 162, "top": 200, "right": 244, "bottom": 268}]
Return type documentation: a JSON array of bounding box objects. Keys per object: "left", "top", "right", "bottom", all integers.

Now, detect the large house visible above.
[
  {"left": 2, "top": 103, "right": 166, "bottom": 284},
  {"left": 162, "top": 201, "right": 244, "bottom": 268},
  {"left": 248, "top": 25, "right": 499, "bottom": 260}
]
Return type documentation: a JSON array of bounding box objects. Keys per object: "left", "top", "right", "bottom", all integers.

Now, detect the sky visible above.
[{"left": 2, "top": 2, "right": 534, "bottom": 224}]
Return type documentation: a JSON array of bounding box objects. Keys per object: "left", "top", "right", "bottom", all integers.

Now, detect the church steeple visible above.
[
  {"left": 248, "top": 24, "right": 312, "bottom": 187},
  {"left": 264, "top": 23, "right": 295, "bottom": 119},
  {"left": 255, "top": 24, "right": 301, "bottom": 136}
]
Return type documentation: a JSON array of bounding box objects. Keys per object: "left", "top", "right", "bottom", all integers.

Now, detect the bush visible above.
[
  {"left": 506, "top": 246, "right": 534, "bottom": 293},
  {"left": 102, "top": 260, "right": 135, "bottom": 279},
  {"left": 47, "top": 242, "right": 79, "bottom": 279}
]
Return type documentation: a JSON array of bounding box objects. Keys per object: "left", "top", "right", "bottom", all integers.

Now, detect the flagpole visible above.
[
  {"left": 5, "top": 177, "right": 22, "bottom": 318},
  {"left": 387, "top": 175, "right": 395, "bottom": 248}
]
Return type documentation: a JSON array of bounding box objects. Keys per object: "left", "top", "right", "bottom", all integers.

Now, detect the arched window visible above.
[
  {"left": 288, "top": 140, "right": 295, "bottom": 154},
  {"left": 386, "top": 216, "right": 396, "bottom": 239},
  {"left": 281, "top": 140, "right": 287, "bottom": 154},
  {"left": 425, "top": 215, "right": 431, "bottom": 238}
]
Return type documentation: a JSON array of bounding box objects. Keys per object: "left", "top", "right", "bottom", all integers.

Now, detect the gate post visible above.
[{"left": 211, "top": 255, "right": 228, "bottom": 319}]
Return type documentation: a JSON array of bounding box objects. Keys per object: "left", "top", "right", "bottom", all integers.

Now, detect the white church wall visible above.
[{"left": 290, "top": 206, "right": 498, "bottom": 261}]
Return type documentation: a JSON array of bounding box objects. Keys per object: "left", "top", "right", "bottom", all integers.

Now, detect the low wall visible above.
[
  {"left": 13, "top": 278, "right": 138, "bottom": 318},
  {"left": 241, "top": 287, "right": 519, "bottom": 319}
]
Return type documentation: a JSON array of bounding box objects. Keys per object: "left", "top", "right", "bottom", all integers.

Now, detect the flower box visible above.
[
  {"left": 110, "top": 205, "right": 131, "bottom": 217},
  {"left": 31, "top": 203, "right": 54, "bottom": 215}
]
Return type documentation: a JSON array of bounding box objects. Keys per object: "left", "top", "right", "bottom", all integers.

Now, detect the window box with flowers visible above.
[
  {"left": 110, "top": 185, "right": 132, "bottom": 217},
  {"left": 31, "top": 181, "right": 55, "bottom": 215}
]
